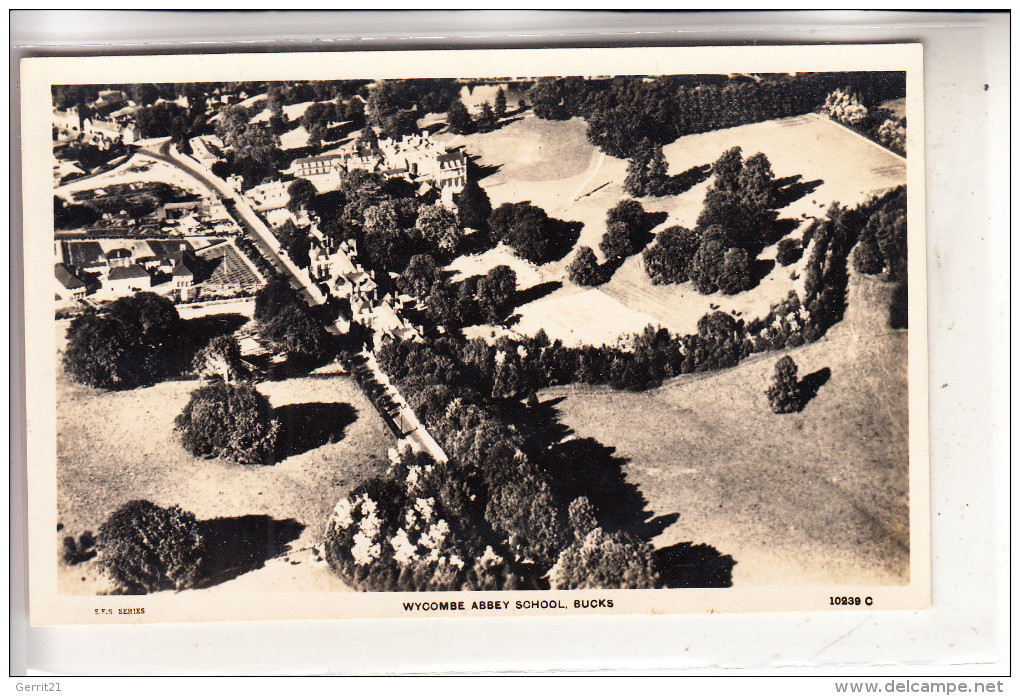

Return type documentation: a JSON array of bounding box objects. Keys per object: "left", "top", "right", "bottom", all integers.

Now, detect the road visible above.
[
  {"left": 139, "top": 140, "right": 324, "bottom": 309},
  {"left": 141, "top": 140, "right": 448, "bottom": 463}
]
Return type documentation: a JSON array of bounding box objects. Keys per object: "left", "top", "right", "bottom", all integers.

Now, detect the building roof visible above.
[
  {"left": 146, "top": 239, "right": 193, "bottom": 259},
  {"left": 293, "top": 154, "right": 346, "bottom": 166},
  {"left": 54, "top": 264, "right": 85, "bottom": 290},
  {"left": 107, "top": 264, "right": 150, "bottom": 281},
  {"left": 104, "top": 248, "right": 132, "bottom": 259}
]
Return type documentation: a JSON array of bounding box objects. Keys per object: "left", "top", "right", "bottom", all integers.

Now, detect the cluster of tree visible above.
[
  {"left": 445, "top": 88, "right": 508, "bottom": 135},
  {"left": 624, "top": 139, "right": 674, "bottom": 197},
  {"left": 567, "top": 199, "right": 657, "bottom": 286},
  {"left": 528, "top": 72, "right": 906, "bottom": 159},
  {"left": 488, "top": 201, "right": 575, "bottom": 264},
  {"left": 274, "top": 217, "right": 313, "bottom": 269},
  {"left": 852, "top": 186, "right": 906, "bottom": 280},
  {"left": 63, "top": 292, "right": 184, "bottom": 390},
  {"left": 53, "top": 196, "right": 101, "bottom": 230},
  {"left": 851, "top": 186, "right": 907, "bottom": 328},
  {"left": 366, "top": 79, "right": 459, "bottom": 139},
  {"left": 641, "top": 147, "right": 781, "bottom": 295},
  {"left": 823, "top": 88, "right": 870, "bottom": 127},
  {"left": 359, "top": 338, "right": 661, "bottom": 589},
  {"left": 253, "top": 277, "right": 335, "bottom": 365},
  {"left": 876, "top": 117, "right": 907, "bottom": 157},
  {"left": 213, "top": 104, "right": 284, "bottom": 188},
  {"left": 408, "top": 260, "right": 519, "bottom": 328}
]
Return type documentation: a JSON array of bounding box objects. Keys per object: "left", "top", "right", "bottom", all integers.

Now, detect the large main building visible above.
[{"left": 291, "top": 132, "right": 467, "bottom": 199}]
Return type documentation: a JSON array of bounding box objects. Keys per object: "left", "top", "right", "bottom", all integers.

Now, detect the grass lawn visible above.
[
  {"left": 56, "top": 361, "right": 395, "bottom": 594},
  {"left": 539, "top": 272, "right": 909, "bottom": 586},
  {"left": 450, "top": 113, "right": 906, "bottom": 347}
]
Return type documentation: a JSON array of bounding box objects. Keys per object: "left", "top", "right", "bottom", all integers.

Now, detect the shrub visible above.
[
  {"left": 174, "top": 381, "right": 279, "bottom": 465},
  {"left": 95, "top": 500, "right": 206, "bottom": 594},
  {"left": 766, "top": 355, "right": 802, "bottom": 413},
  {"left": 548, "top": 527, "right": 659, "bottom": 590},
  {"left": 775, "top": 238, "right": 803, "bottom": 267}
]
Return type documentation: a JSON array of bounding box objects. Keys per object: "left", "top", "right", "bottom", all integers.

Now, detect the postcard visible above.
[{"left": 20, "top": 44, "right": 927, "bottom": 625}]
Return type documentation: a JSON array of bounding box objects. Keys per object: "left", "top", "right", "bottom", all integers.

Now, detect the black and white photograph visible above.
[{"left": 21, "top": 44, "right": 929, "bottom": 624}]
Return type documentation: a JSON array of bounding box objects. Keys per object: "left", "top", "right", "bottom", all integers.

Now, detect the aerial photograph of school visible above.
[{"left": 50, "top": 72, "right": 909, "bottom": 595}]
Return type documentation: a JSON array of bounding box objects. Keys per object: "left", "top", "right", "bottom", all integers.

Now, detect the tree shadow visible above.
[
  {"left": 763, "top": 218, "right": 802, "bottom": 247},
  {"left": 631, "top": 210, "right": 669, "bottom": 251},
  {"left": 196, "top": 515, "right": 305, "bottom": 588},
  {"left": 545, "top": 218, "right": 583, "bottom": 262},
  {"left": 545, "top": 436, "right": 655, "bottom": 539},
  {"left": 798, "top": 367, "right": 831, "bottom": 408},
  {"left": 496, "top": 115, "right": 525, "bottom": 128},
  {"left": 182, "top": 313, "right": 248, "bottom": 347},
  {"left": 751, "top": 258, "right": 776, "bottom": 285},
  {"left": 654, "top": 542, "right": 736, "bottom": 588},
  {"left": 272, "top": 401, "right": 358, "bottom": 459},
  {"left": 774, "top": 175, "right": 824, "bottom": 208},
  {"left": 177, "top": 313, "right": 249, "bottom": 371},
  {"left": 669, "top": 163, "right": 712, "bottom": 195},
  {"left": 515, "top": 280, "right": 562, "bottom": 307}
]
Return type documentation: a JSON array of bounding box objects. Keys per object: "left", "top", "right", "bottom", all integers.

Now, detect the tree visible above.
[
  {"left": 174, "top": 381, "right": 280, "bottom": 465},
  {"left": 710, "top": 146, "right": 744, "bottom": 193},
  {"left": 446, "top": 99, "right": 473, "bottom": 135},
  {"left": 397, "top": 254, "right": 440, "bottom": 298},
  {"left": 567, "top": 246, "right": 604, "bottom": 286},
  {"left": 474, "top": 102, "right": 498, "bottom": 133},
  {"left": 96, "top": 500, "right": 207, "bottom": 594},
  {"left": 261, "top": 304, "right": 332, "bottom": 362},
  {"left": 453, "top": 179, "right": 491, "bottom": 233},
  {"left": 624, "top": 138, "right": 673, "bottom": 197},
  {"left": 599, "top": 221, "right": 634, "bottom": 264},
  {"left": 717, "top": 247, "right": 755, "bottom": 295},
  {"left": 286, "top": 178, "right": 318, "bottom": 214},
  {"left": 63, "top": 293, "right": 183, "bottom": 390},
  {"left": 548, "top": 527, "right": 659, "bottom": 590},
  {"left": 192, "top": 335, "right": 247, "bottom": 383},
  {"left": 488, "top": 202, "right": 554, "bottom": 263},
  {"left": 285, "top": 233, "right": 312, "bottom": 269},
  {"left": 494, "top": 87, "right": 507, "bottom": 119},
  {"left": 477, "top": 265, "right": 518, "bottom": 323},
  {"left": 689, "top": 232, "right": 728, "bottom": 294},
  {"left": 254, "top": 276, "right": 301, "bottom": 321},
  {"left": 415, "top": 204, "right": 461, "bottom": 255},
  {"left": 642, "top": 226, "right": 701, "bottom": 285},
  {"left": 766, "top": 355, "right": 802, "bottom": 413}
]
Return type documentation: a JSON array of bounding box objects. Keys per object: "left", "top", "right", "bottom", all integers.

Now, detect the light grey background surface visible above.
[{"left": 9, "top": 10, "right": 1010, "bottom": 676}]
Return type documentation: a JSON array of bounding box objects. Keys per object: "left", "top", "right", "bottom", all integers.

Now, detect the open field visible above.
[
  {"left": 56, "top": 353, "right": 395, "bottom": 594},
  {"left": 452, "top": 112, "right": 906, "bottom": 343},
  {"left": 539, "top": 272, "right": 909, "bottom": 585}
]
